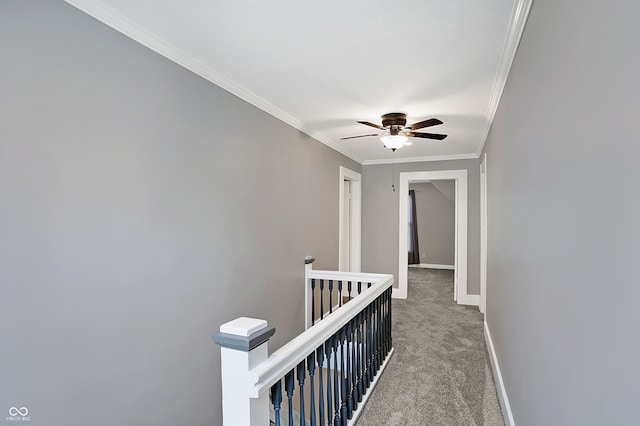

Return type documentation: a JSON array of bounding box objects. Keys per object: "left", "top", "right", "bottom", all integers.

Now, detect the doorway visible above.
[
  {"left": 408, "top": 180, "right": 456, "bottom": 270},
  {"left": 396, "top": 170, "right": 476, "bottom": 306},
  {"left": 339, "top": 166, "right": 361, "bottom": 272}
]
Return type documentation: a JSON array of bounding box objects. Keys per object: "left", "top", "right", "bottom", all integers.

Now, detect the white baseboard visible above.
[
  {"left": 409, "top": 263, "right": 455, "bottom": 270},
  {"left": 484, "top": 321, "right": 515, "bottom": 426},
  {"left": 392, "top": 287, "right": 407, "bottom": 299},
  {"left": 458, "top": 294, "right": 480, "bottom": 307}
]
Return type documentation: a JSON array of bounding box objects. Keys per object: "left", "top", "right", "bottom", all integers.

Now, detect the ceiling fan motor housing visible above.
[{"left": 381, "top": 112, "right": 407, "bottom": 128}]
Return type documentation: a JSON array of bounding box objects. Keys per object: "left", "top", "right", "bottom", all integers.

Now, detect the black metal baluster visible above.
[
  {"left": 382, "top": 290, "right": 387, "bottom": 356},
  {"left": 386, "top": 288, "right": 391, "bottom": 355},
  {"left": 285, "top": 370, "right": 295, "bottom": 426},
  {"left": 332, "top": 334, "right": 341, "bottom": 426},
  {"left": 297, "top": 361, "right": 306, "bottom": 426},
  {"left": 384, "top": 290, "right": 391, "bottom": 355},
  {"left": 381, "top": 292, "right": 385, "bottom": 355},
  {"left": 374, "top": 298, "right": 381, "bottom": 374},
  {"left": 271, "top": 380, "right": 282, "bottom": 426},
  {"left": 361, "top": 305, "right": 368, "bottom": 395},
  {"left": 367, "top": 281, "right": 372, "bottom": 289},
  {"left": 317, "top": 346, "right": 325, "bottom": 426},
  {"left": 329, "top": 280, "right": 334, "bottom": 314},
  {"left": 338, "top": 281, "right": 343, "bottom": 307},
  {"left": 370, "top": 299, "right": 376, "bottom": 377},
  {"left": 347, "top": 281, "right": 352, "bottom": 301},
  {"left": 340, "top": 327, "right": 348, "bottom": 422},
  {"left": 365, "top": 302, "right": 372, "bottom": 389},
  {"left": 375, "top": 297, "right": 381, "bottom": 373},
  {"left": 382, "top": 293, "right": 386, "bottom": 359},
  {"left": 347, "top": 319, "right": 354, "bottom": 419},
  {"left": 320, "top": 280, "right": 325, "bottom": 321},
  {"left": 357, "top": 281, "right": 362, "bottom": 295},
  {"left": 382, "top": 290, "right": 389, "bottom": 359},
  {"left": 355, "top": 311, "right": 362, "bottom": 406},
  {"left": 307, "top": 353, "right": 317, "bottom": 426},
  {"left": 382, "top": 293, "right": 387, "bottom": 362},
  {"left": 389, "top": 287, "right": 393, "bottom": 350},
  {"left": 372, "top": 299, "right": 377, "bottom": 377},
  {"left": 378, "top": 290, "right": 382, "bottom": 354},
  {"left": 325, "top": 339, "right": 333, "bottom": 426},
  {"left": 311, "top": 278, "right": 316, "bottom": 326},
  {"left": 376, "top": 295, "right": 382, "bottom": 372},
  {"left": 373, "top": 297, "right": 379, "bottom": 374}
]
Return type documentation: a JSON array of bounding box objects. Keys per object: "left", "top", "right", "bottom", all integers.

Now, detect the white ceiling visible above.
[{"left": 65, "top": 0, "right": 531, "bottom": 164}]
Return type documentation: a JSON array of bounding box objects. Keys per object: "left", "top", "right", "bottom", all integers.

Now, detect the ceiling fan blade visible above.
[
  {"left": 340, "top": 133, "right": 381, "bottom": 140},
  {"left": 357, "top": 121, "right": 385, "bottom": 130},
  {"left": 409, "top": 118, "right": 443, "bottom": 130},
  {"left": 407, "top": 132, "right": 448, "bottom": 140}
]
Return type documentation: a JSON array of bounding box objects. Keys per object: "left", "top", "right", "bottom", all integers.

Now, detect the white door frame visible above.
[
  {"left": 339, "top": 166, "right": 361, "bottom": 272},
  {"left": 480, "top": 153, "right": 488, "bottom": 315},
  {"left": 396, "top": 170, "right": 476, "bottom": 306}
]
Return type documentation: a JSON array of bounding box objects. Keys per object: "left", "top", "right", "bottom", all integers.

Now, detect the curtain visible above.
[{"left": 408, "top": 190, "right": 420, "bottom": 265}]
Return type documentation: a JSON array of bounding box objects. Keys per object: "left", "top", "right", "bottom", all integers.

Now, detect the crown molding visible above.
[
  {"left": 64, "top": 0, "right": 531, "bottom": 167},
  {"left": 477, "top": 0, "right": 534, "bottom": 157},
  {"left": 362, "top": 153, "right": 479, "bottom": 166},
  {"left": 64, "top": 0, "right": 359, "bottom": 163}
]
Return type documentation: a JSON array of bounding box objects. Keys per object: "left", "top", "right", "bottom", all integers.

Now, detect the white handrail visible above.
[
  {"left": 248, "top": 272, "right": 393, "bottom": 398},
  {"left": 308, "top": 270, "right": 393, "bottom": 281}
]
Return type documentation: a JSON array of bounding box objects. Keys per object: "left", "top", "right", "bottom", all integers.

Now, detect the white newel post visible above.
[
  {"left": 212, "top": 317, "right": 276, "bottom": 426},
  {"left": 304, "top": 256, "right": 315, "bottom": 330}
]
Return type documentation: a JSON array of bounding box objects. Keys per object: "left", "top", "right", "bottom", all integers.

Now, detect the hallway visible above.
[{"left": 357, "top": 268, "right": 503, "bottom": 425}]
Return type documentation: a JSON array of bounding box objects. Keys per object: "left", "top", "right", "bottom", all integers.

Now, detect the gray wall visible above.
[
  {"left": 483, "top": 1, "right": 640, "bottom": 425},
  {"left": 362, "top": 159, "right": 480, "bottom": 294},
  {"left": 0, "top": 2, "right": 360, "bottom": 425},
  {"left": 409, "top": 182, "right": 455, "bottom": 266}
]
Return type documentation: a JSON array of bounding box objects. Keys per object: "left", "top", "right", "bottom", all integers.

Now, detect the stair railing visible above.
[
  {"left": 213, "top": 267, "right": 394, "bottom": 426},
  {"left": 305, "top": 256, "right": 387, "bottom": 330}
]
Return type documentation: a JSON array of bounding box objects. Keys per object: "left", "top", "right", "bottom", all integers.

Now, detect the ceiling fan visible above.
[{"left": 341, "top": 112, "right": 447, "bottom": 151}]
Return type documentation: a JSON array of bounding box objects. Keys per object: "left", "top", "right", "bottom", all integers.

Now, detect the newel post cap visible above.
[{"left": 212, "top": 317, "right": 275, "bottom": 352}]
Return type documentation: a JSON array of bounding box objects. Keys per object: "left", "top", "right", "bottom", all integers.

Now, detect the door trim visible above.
[
  {"left": 480, "top": 153, "right": 488, "bottom": 314},
  {"left": 395, "top": 170, "right": 473, "bottom": 305},
  {"left": 339, "top": 166, "right": 361, "bottom": 272}
]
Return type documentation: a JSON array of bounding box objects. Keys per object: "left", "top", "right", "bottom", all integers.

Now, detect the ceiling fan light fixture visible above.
[
  {"left": 341, "top": 113, "right": 447, "bottom": 148},
  {"left": 381, "top": 134, "right": 408, "bottom": 150}
]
